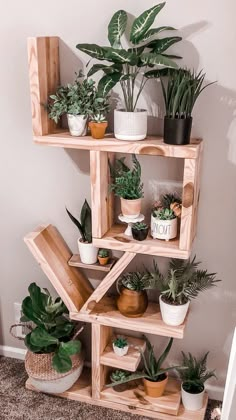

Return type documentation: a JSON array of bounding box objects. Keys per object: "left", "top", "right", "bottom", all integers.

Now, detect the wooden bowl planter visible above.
[
  {"left": 143, "top": 374, "right": 168, "bottom": 398},
  {"left": 89, "top": 121, "right": 108, "bottom": 139},
  {"left": 117, "top": 288, "right": 148, "bottom": 318},
  {"left": 159, "top": 295, "right": 189, "bottom": 326}
]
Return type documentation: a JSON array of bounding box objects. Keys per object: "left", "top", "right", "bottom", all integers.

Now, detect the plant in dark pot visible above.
[
  {"left": 160, "top": 68, "right": 215, "bottom": 145},
  {"left": 66, "top": 199, "right": 98, "bottom": 264},
  {"left": 109, "top": 154, "right": 144, "bottom": 218},
  {"left": 132, "top": 222, "right": 149, "bottom": 241},
  {"left": 176, "top": 352, "right": 216, "bottom": 411},
  {"left": 76, "top": 3, "right": 182, "bottom": 141},
  {"left": 89, "top": 94, "right": 110, "bottom": 139},
  {"left": 98, "top": 248, "right": 110, "bottom": 265},
  {"left": 10, "top": 283, "right": 84, "bottom": 394},
  {"left": 110, "top": 370, "right": 130, "bottom": 392}
]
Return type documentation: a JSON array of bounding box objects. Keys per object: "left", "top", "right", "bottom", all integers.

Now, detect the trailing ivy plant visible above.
[
  {"left": 76, "top": 3, "right": 182, "bottom": 111},
  {"left": 109, "top": 154, "right": 144, "bottom": 199}
]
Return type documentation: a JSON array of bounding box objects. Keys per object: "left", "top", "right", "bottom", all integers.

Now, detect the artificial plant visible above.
[
  {"left": 66, "top": 199, "right": 92, "bottom": 243},
  {"left": 109, "top": 154, "right": 144, "bottom": 199}
]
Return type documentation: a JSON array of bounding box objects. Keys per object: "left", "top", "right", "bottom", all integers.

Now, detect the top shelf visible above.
[{"left": 34, "top": 132, "right": 202, "bottom": 159}]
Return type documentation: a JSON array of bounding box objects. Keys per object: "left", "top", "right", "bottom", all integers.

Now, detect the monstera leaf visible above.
[
  {"left": 130, "top": 3, "right": 165, "bottom": 44},
  {"left": 108, "top": 10, "right": 127, "bottom": 48}
]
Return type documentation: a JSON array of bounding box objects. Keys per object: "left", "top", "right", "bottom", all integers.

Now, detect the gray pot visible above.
[{"left": 114, "top": 109, "right": 147, "bottom": 141}]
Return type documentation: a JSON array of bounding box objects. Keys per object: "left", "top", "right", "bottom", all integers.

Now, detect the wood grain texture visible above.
[
  {"left": 100, "top": 336, "right": 146, "bottom": 372},
  {"left": 34, "top": 131, "right": 202, "bottom": 159},
  {"left": 71, "top": 298, "right": 187, "bottom": 339},
  {"left": 24, "top": 224, "right": 93, "bottom": 312},
  {"left": 68, "top": 254, "right": 117, "bottom": 272},
  {"left": 92, "top": 324, "right": 112, "bottom": 399},
  {"left": 27, "top": 37, "right": 60, "bottom": 136},
  {"left": 79, "top": 252, "right": 136, "bottom": 313}
]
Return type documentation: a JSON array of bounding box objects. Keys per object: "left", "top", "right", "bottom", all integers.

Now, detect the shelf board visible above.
[
  {"left": 93, "top": 224, "right": 190, "bottom": 259},
  {"left": 68, "top": 254, "right": 117, "bottom": 272},
  {"left": 70, "top": 297, "right": 187, "bottom": 339},
  {"left": 34, "top": 131, "right": 202, "bottom": 159},
  {"left": 100, "top": 336, "right": 146, "bottom": 372}
]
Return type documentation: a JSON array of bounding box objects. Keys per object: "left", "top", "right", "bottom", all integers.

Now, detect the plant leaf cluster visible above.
[
  {"left": 113, "top": 337, "right": 128, "bottom": 348},
  {"left": 109, "top": 154, "right": 144, "bottom": 199},
  {"left": 66, "top": 199, "right": 92, "bottom": 243},
  {"left": 153, "top": 208, "right": 176, "bottom": 220},
  {"left": 132, "top": 222, "right": 148, "bottom": 230},
  {"left": 98, "top": 248, "right": 109, "bottom": 258},
  {"left": 177, "top": 352, "right": 216, "bottom": 393},
  {"left": 111, "top": 369, "right": 129, "bottom": 382}
]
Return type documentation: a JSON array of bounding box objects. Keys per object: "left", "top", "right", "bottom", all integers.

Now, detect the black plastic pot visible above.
[
  {"left": 132, "top": 227, "right": 149, "bottom": 241},
  {"left": 164, "top": 117, "right": 192, "bottom": 145}
]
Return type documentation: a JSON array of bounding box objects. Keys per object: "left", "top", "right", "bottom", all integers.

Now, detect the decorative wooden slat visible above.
[
  {"left": 27, "top": 37, "right": 60, "bottom": 136},
  {"left": 92, "top": 324, "right": 112, "bottom": 399},
  {"left": 80, "top": 252, "right": 136, "bottom": 314},
  {"left": 24, "top": 224, "right": 93, "bottom": 312},
  {"left": 68, "top": 254, "right": 117, "bottom": 272}
]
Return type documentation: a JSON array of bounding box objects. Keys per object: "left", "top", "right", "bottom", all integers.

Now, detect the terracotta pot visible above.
[
  {"left": 143, "top": 374, "right": 168, "bottom": 398},
  {"left": 89, "top": 121, "right": 107, "bottom": 139},
  {"left": 98, "top": 256, "right": 109, "bottom": 266},
  {"left": 120, "top": 197, "right": 142, "bottom": 219},
  {"left": 117, "top": 288, "right": 148, "bottom": 318}
]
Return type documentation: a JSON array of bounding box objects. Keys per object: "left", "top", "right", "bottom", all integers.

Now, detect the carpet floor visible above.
[{"left": 0, "top": 356, "right": 221, "bottom": 420}]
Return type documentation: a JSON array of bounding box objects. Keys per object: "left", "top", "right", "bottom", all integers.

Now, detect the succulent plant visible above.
[
  {"left": 113, "top": 337, "right": 128, "bottom": 349},
  {"left": 153, "top": 208, "right": 176, "bottom": 220},
  {"left": 132, "top": 222, "right": 148, "bottom": 230},
  {"left": 110, "top": 370, "right": 129, "bottom": 382},
  {"left": 98, "top": 248, "right": 109, "bottom": 258}
]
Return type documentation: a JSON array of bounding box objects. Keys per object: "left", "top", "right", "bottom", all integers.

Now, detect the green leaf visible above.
[
  {"left": 130, "top": 3, "right": 166, "bottom": 44},
  {"left": 141, "top": 53, "right": 178, "bottom": 68},
  {"left": 108, "top": 10, "right": 127, "bottom": 48},
  {"left": 139, "top": 26, "right": 176, "bottom": 43},
  {"left": 156, "top": 338, "right": 173, "bottom": 370},
  {"left": 52, "top": 348, "right": 72, "bottom": 373},
  {"left": 60, "top": 340, "right": 81, "bottom": 356},
  {"left": 21, "top": 296, "right": 44, "bottom": 326},
  {"left": 51, "top": 322, "right": 74, "bottom": 339},
  {"left": 87, "top": 64, "right": 119, "bottom": 77},
  {"left": 147, "top": 37, "right": 182, "bottom": 54},
  {"left": 24, "top": 332, "right": 42, "bottom": 353},
  {"left": 30, "top": 327, "right": 59, "bottom": 347},
  {"left": 76, "top": 44, "right": 106, "bottom": 60},
  {"left": 66, "top": 207, "right": 85, "bottom": 240},
  {"left": 97, "top": 72, "right": 121, "bottom": 97},
  {"left": 81, "top": 199, "right": 92, "bottom": 243},
  {"left": 104, "top": 48, "right": 138, "bottom": 65}
]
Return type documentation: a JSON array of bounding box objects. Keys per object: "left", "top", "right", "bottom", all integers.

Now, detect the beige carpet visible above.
[{"left": 0, "top": 356, "right": 220, "bottom": 420}]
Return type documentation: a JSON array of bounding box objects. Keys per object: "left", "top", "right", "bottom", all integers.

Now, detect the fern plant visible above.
[
  {"left": 66, "top": 199, "right": 92, "bottom": 243},
  {"left": 109, "top": 154, "right": 144, "bottom": 199},
  {"left": 177, "top": 352, "right": 216, "bottom": 393}
]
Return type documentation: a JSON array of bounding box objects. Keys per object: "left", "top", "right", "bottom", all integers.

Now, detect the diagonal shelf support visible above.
[{"left": 79, "top": 252, "right": 136, "bottom": 314}]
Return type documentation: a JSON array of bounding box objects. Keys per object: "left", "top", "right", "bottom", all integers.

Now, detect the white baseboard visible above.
[{"left": 0, "top": 345, "right": 26, "bottom": 360}]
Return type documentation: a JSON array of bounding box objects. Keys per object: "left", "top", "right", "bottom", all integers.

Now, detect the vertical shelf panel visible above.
[{"left": 92, "top": 324, "right": 112, "bottom": 400}]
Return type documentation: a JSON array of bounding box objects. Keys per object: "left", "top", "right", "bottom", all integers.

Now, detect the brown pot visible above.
[
  {"left": 112, "top": 383, "right": 127, "bottom": 393},
  {"left": 117, "top": 288, "right": 148, "bottom": 318},
  {"left": 120, "top": 197, "right": 142, "bottom": 219},
  {"left": 98, "top": 256, "right": 109, "bottom": 265},
  {"left": 89, "top": 121, "right": 107, "bottom": 139},
  {"left": 143, "top": 374, "right": 168, "bottom": 398}
]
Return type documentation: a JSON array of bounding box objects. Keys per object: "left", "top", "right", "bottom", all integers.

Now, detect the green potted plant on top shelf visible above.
[
  {"left": 160, "top": 68, "right": 215, "bottom": 145},
  {"left": 131, "top": 222, "right": 149, "bottom": 241},
  {"left": 176, "top": 352, "right": 216, "bottom": 411},
  {"left": 109, "top": 154, "right": 144, "bottom": 219},
  {"left": 97, "top": 248, "right": 110, "bottom": 265},
  {"left": 76, "top": 3, "right": 182, "bottom": 141},
  {"left": 88, "top": 94, "right": 110, "bottom": 139},
  {"left": 151, "top": 193, "right": 181, "bottom": 241},
  {"left": 66, "top": 199, "right": 98, "bottom": 264}
]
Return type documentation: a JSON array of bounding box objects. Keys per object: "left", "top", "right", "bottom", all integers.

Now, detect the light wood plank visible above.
[
  {"left": 92, "top": 324, "right": 112, "bottom": 399},
  {"left": 68, "top": 254, "right": 117, "bottom": 272},
  {"left": 80, "top": 252, "right": 136, "bottom": 313},
  {"left": 100, "top": 336, "right": 146, "bottom": 372},
  {"left": 24, "top": 224, "right": 93, "bottom": 312}
]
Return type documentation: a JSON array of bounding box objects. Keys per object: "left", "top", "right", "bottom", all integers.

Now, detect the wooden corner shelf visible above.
[{"left": 68, "top": 254, "right": 117, "bottom": 272}]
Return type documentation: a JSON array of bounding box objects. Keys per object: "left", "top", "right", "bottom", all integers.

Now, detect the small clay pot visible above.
[
  {"left": 120, "top": 197, "right": 142, "bottom": 219},
  {"left": 98, "top": 256, "right": 109, "bottom": 266},
  {"left": 89, "top": 121, "right": 107, "bottom": 139},
  {"left": 132, "top": 226, "right": 149, "bottom": 241},
  {"left": 143, "top": 374, "right": 168, "bottom": 398},
  {"left": 117, "top": 288, "right": 148, "bottom": 318}
]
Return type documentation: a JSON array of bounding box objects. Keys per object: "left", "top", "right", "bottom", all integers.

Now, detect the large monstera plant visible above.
[
  {"left": 77, "top": 3, "right": 182, "bottom": 111},
  {"left": 21, "top": 283, "right": 82, "bottom": 373}
]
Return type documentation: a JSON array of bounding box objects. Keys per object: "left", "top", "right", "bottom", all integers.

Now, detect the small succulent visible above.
[
  {"left": 113, "top": 337, "right": 128, "bottom": 349},
  {"left": 132, "top": 222, "right": 148, "bottom": 231},
  {"left": 110, "top": 370, "right": 129, "bottom": 383},
  {"left": 98, "top": 248, "right": 109, "bottom": 258},
  {"left": 92, "top": 113, "right": 107, "bottom": 123},
  {"left": 153, "top": 208, "right": 176, "bottom": 220}
]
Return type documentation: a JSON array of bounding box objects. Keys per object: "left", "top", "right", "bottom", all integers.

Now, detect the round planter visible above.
[
  {"left": 143, "top": 374, "right": 168, "bottom": 398},
  {"left": 25, "top": 351, "right": 84, "bottom": 394},
  {"left": 112, "top": 383, "right": 128, "bottom": 393},
  {"left": 117, "top": 288, "right": 148, "bottom": 318},
  {"left": 164, "top": 117, "right": 192, "bottom": 145},
  {"left": 112, "top": 343, "right": 129, "bottom": 357},
  {"left": 67, "top": 114, "right": 87, "bottom": 136},
  {"left": 114, "top": 109, "right": 147, "bottom": 141},
  {"left": 89, "top": 121, "right": 108, "bottom": 139},
  {"left": 132, "top": 227, "right": 149, "bottom": 241},
  {"left": 159, "top": 295, "right": 190, "bottom": 326},
  {"left": 120, "top": 197, "right": 142, "bottom": 219},
  {"left": 98, "top": 256, "right": 109, "bottom": 266},
  {"left": 181, "top": 384, "right": 205, "bottom": 411},
  {"left": 151, "top": 215, "right": 177, "bottom": 241},
  {"left": 78, "top": 239, "right": 98, "bottom": 265}
]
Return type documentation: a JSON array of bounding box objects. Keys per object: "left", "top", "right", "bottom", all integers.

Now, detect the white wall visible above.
[{"left": 1, "top": 0, "right": 236, "bottom": 400}]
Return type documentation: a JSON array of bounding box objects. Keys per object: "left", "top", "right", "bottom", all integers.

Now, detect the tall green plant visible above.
[
  {"left": 109, "top": 154, "right": 144, "bottom": 199},
  {"left": 177, "top": 352, "right": 216, "bottom": 393},
  {"left": 76, "top": 3, "right": 182, "bottom": 111},
  {"left": 66, "top": 199, "right": 92, "bottom": 243}
]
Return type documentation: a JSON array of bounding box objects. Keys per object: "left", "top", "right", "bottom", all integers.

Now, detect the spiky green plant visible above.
[
  {"left": 161, "top": 193, "right": 181, "bottom": 208},
  {"left": 66, "top": 199, "right": 92, "bottom": 243},
  {"left": 98, "top": 248, "right": 109, "bottom": 258},
  {"left": 176, "top": 352, "right": 216, "bottom": 393},
  {"left": 132, "top": 222, "right": 148, "bottom": 231},
  {"left": 109, "top": 154, "right": 144, "bottom": 199},
  {"left": 153, "top": 208, "right": 176, "bottom": 220},
  {"left": 113, "top": 337, "right": 128, "bottom": 348}
]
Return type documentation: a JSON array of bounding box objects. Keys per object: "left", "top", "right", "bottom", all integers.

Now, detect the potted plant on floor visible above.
[
  {"left": 160, "top": 68, "right": 215, "bottom": 145},
  {"left": 112, "top": 337, "right": 129, "bottom": 357},
  {"left": 76, "top": 4, "right": 182, "bottom": 141},
  {"left": 66, "top": 199, "right": 98, "bottom": 264},
  {"left": 176, "top": 352, "right": 216, "bottom": 411},
  {"left": 149, "top": 257, "right": 220, "bottom": 326},
  {"left": 109, "top": 154, "right": 144, "bottom": 218},
  {"left": 10, "top": 283, "right": 84, "bottom": 394},
  {"left": 89, "top": 94, "right": 110, "bottom": 139},
  {"left": 132, "top": 222, "right": 149, "bottom": 241},
  {"left": 151, "top": 193, "right": 181, "bottom": 240},
  {"left": 98, "top": 248, "right": 110, "bottom": 265}
]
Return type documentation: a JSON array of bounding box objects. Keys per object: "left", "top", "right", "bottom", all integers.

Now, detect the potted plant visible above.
[
  {"left": 76, "top": 4, "right": 182, "bottom": 141},
  {"left": 151, "top": 193, "right": 181, "bottom": 241},
  {"left": 150, "top": 257, "right": 220, "bottom": 326},
  {"left": 10, "top": 283, "right": 84, "bottom": 394},
  {"left": 89, "top": 94, "right": 110, "bottom": 139},
  {"left": 109, "top": 154, "right": 144, "bottom": 218},
  {"left": 47, "top": 72, "right": 96, "bottom": 136},
  {"left": 98, "top": 248, "right": 110, "bottom": 265},
  {"left": 177, "top": 352, "right": 216, "bottom": 411},
  {"left": 66, "top": 199, "right": 98, "bottom": 264},
  {"left": 110, "top": 370, "right": 130, "bottom": 392},
  {"left": 132, "top": 222, "right": 149, "bottom": 241},
  {"left": 160, "top": 68, "right": 215, "bottom": 145},
  {"left": 112, "top": 337, "right": 129, "bottom": 357}
]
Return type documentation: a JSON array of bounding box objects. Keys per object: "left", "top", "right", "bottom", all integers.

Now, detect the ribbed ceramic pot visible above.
[
  {"left": 181, "top": 384, "right": 205, "bottom": 411},
  {"left": 151, "top": 215, "right": 177, "bottom": 241},
  {"left": 78, "top": 239, "right": 98, "bottom": 264},
  {"left": 159, "top": 295, "right": 190, "bottom": 326},
  {"left": 114, "top": 109, "right": 147, "bottom": 141},
  {"left": 67, "top": 114, "right": 87, "bottom": 136}
]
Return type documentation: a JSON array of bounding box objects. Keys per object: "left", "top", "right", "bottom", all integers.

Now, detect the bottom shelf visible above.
[{"left": 25, "top": 369, "right": 208, "bottom": 420}]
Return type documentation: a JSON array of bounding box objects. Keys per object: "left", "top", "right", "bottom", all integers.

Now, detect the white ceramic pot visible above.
[
  {"left": 112, "top": 343, "right": 129, "bottom": 357},
  {"left": 159, "top": 295, "right": 190, "bottom": 326},
  {"left": 181, "top": 384, "right": 205, "bottom": 411},
  {"left": 78, "top": 239, "right": 98, "bottom": 264},
  {"left": 151, "top": 215, "right": 177, "bottom": 241},
  {"left": 114, "top": 109, "right": 147, "bottom": 141},
  {"left": 67, "top": 114, "right": 87, "bottom": 136}
]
